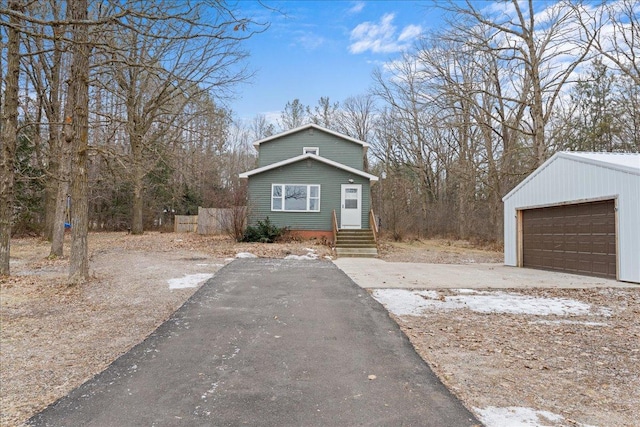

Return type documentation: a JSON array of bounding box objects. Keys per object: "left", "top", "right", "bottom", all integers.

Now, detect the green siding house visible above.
[{"left": 239, "top": 124, "right": 378, "bottom": 240}]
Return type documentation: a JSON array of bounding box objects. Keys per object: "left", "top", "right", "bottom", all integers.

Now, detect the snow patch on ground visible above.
[
  {"left": 475, "top": 406, "right": 597, "bottom": 427},
  {"left": 168, "top": 273, "right": 214, "bottom": 290},
  {"left": 370, "top": 289, "right": 439, "bottom": 316},
  {"left": 284, "top": 248, "right": 319, "bottom": 260},
  {"left": 235, "top": 252, "right": 258, "bottom": 259},
  {"left": 371, "top": 289, "right": 609, "bottom": 317}
]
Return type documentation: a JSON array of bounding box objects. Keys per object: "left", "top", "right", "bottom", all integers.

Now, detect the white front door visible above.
[{"left": 340, "top": 184, "right": 362, "bottom": 229}]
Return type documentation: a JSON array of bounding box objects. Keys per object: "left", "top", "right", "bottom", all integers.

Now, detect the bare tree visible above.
[
  {"left": 442, "top": 0, "right": 595, "bottom": 165},
  {"left": 96, "top": 0, "right": 258, "bottom": 234},
  {"left": 20, "top": 1, "right": 70, "bottom": 256},
  {"left": 371, "top": 54, "right": 439, "bottom": 237},
  {"left": 66, "top": 0, "right": 91, "bottom": 283},
  {"left": 0, "top": 0, "right": 23, "bottom": 275},
  {"left": 278, "top": 99, "right": 307, "bottom": 130},
  {"left": 337, "top": 94, "right": 376, "bottom": 142},
  {"left": 614, "top": 73, "right": 640, "bottom": 152},
  {"left": 307, "top": 96, "right": 340, "bottom": 130},
  {"left": 20, "top": 0, "right": 67, "bottom": 244},
  {"left": 419, "top": 27, "right": 530, "bottom": 239},
  {"left": 250, "top": 114, "right": 275, "bottom": 140},
  {"left": 576, "top": 0, "right": 639, "bottom": 86}
]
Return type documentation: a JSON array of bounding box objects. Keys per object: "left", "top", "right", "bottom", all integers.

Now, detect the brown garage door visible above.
[{"left": 522, "top": 200, "right": 616, "bottom": 279}]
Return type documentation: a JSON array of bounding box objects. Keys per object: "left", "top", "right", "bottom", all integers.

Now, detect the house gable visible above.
[{"left": 254, "top": 124, "right": 367, "bottom": 170}]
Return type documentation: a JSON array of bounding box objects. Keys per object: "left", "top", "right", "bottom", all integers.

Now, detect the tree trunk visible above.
[
  {"left": 50, "top": 25, "right": 71, "bottom": 257},
  {"left": 68, "top": 0, "right": 90, "bottom": 283},
  {"left": 530, "top": 66, "right": 547, "bottom": 166},
  {"left": 50, "top": 114, "right": 72, "bottom": 258},
  {"left": 130, "top": 134, "right": 144, "bottom": 235},
  {"left": 0, "top": 0, "right": 22, "bottom": 276},
  {"left": 44, "top": 137, "right": 60, "bottom": 241},
  {"left": 44, "top": 28, "right": 64, "bottom": 241}
]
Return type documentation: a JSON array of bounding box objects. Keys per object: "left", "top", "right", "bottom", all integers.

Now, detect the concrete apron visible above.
[{"left": 333, "top": 258, "right": 637, "bottom": 289}]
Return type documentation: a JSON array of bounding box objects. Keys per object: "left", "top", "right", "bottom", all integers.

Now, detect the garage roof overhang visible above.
[{"left": 502, "top": 151, "right": 640, "bottom": 202}]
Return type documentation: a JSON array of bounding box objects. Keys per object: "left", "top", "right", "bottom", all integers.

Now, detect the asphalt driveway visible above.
[{"left": 29, "top": 259, "right": 478, "bottom": 427}]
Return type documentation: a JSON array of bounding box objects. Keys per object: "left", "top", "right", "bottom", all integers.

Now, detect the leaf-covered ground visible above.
[{"left": 1, "top": 232, "right": 638, "bottom": 427}]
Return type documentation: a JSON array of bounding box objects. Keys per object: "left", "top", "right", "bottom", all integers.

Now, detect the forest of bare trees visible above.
[
  {"left": 0, "top": 0, "right": 267, "bottom": 278},
  {"left": 1, "top": 0, "right": 639, "bottom": 278},
  {"left": 275, "top": 0, "right": 639, "bottom": 242}
]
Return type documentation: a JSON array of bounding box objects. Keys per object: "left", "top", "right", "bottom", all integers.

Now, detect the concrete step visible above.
[
  {"left": 335, "top": 241, "right": 377, "bottom": 248},
  {"left": 337, "top": 230, "right": 375, "bottom": 235},
  {"left": 336, "top": 235, "right": 376, "bottom": 241},
  {"left": 335, "top": 229, "right": 378, "bottom": 258},
  {"left": 335, "top": 247, "right": 378, "bottom": 258},
  {"left": 336, "top": 245, "right": 377, "bottom": 250}
]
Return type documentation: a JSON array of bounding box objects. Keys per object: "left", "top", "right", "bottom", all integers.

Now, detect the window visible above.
[
  {"left": 272, "top": 184, "right": 320, "bottom": 212},
  {"left": 344, "top": 188, "right": 358, "bottom": 209},
  {"left": 303, "top": 147, "right": 319, "bottom": 155}
]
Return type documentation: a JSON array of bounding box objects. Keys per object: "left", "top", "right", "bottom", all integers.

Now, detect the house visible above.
[
  {"left": 503, "top": 151, "right": 640, "bottom": 283},
  {"left": 239, "top": 124, "right": 379, "bottom": 253}
]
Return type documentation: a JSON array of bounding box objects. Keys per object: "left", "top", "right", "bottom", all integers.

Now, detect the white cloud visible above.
[
  {"left": 294, "top": 31, "right": 325, "bottom": 51},
  {"left": 349, "top": 13, "right": 422, "bottom": 54},
  {"left": 347, "top": 1, "right": 365, "bottom": 15},
  {"left": 481, "top": 0, "right": 518, "bottom": 18},
  {"left": 398, "top": 24, "right": 422, "bottom": 42}
]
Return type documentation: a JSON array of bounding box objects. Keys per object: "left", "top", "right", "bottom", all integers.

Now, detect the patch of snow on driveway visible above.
[
  {"left": 475, "top": 406, "right": 597, "bottom": 427},
  {"left": 168, "top": 273, "right": 214, "bottom": 290},
  {"left": 371, "top": 289, "right": 609, "bottom": 317}
]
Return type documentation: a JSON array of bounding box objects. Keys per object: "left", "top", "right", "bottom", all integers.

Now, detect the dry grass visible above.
[
  {"left": 2, "top": 232, "right": 638, "bottom": 427},
  {"left": 378, "top": 237, "right": 503, "bottom": 264}
]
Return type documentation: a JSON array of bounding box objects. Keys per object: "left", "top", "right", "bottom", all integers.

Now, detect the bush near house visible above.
[{"left": 242, "top": 217, "right": 288, "bottom": 243}]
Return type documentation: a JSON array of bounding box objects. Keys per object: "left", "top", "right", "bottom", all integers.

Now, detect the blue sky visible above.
[{"left": 230, "top": 1, "right": 441, "bottom": 121}]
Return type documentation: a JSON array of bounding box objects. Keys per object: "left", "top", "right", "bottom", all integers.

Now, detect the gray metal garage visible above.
[{"left": 503, "top": 152, "right": 640, "bottom": 283}]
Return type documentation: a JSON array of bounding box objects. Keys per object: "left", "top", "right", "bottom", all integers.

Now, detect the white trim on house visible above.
[
  {"left": 271, "top": 184, "right": 320, "bottom": 212},
  {"left": 252, "top": 123, "right": 370, "bottom": 149},
  {"left": 239, "top": 153, "right": 379, "bottom": 182}
]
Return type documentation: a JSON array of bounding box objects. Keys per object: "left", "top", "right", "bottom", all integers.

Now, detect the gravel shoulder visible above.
[{"left": 2, "top": 233, "right": 638, "bottom": 427}]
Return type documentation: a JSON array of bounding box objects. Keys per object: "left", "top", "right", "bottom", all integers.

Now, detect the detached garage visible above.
[{"left": 503, "top": 152, "right": 640, "bottom": 283}]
